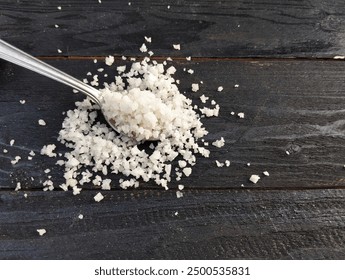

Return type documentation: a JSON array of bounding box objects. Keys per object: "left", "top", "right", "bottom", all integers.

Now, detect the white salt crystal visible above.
[
  {"left": 54, "top": 24, "right": 59, "bottom": 28},
  {"left": 186, "top": 56, "right": 191, "bottom": 61},
  {"left": 249, "top": 174, "right": 260, "bottom": 184},
  {"left": 334, "top": 56, "right": 345, "bottom": 59},
  {"left": 212, "top": 137, "right": 225, "bottom": 148},
  {"left": 178, "top": 184, "right": 184, "bottom": 190},
  {"left": 94, "top": 192, "right": 104, "bottom": 202},
  {"left": 263, "top": 171, "right": 270, "bottom": 176},
  {"left": 11, "top": 156, "right": 21, "bottom": 165},
  {"left": 57, "top": 49, "right": 62, "bottom": 53},
  {"left": 105, "top": 55, "right": 115, "bottom": 66},
  {"left": 15, "top": 182, "right": 21, "bottom": 191},
  {"left": 176, "top": 191, "right": 183, "bottom": 198},
  {"left": 117, "top": 65, "right": 126, "bottom": 73},
  {"left": 10, "top": 139, "right": 15, "bottom": 146},
  {"left": 234, "top": 84, "right": 239, "bottom": 88},
  {"left": 215, "top": 160, "right": 224, "bottom": 167},
  {"left": 173, "top": 44, "right": 181, "bottom": 50},
  {"left": 187, "top": 69, "right": 194, "bottom": 74},
  {"left": 144, "top": 36, "right": 152, "bottom": 43},
  {"left": 140, "top": 43, "right": 148, "bottom": 53},
  {"left": 238, "top": 112, "right": 245, "bottom": 118},
  {"left": 38, "top": 119, "right": 46, "bottom": 126},
  {"left": 41, "top": 144, "right": 57, "bottom": 157},
  {"left": 182, "top": 167, "right": 192, "bottom": 177},
  {"left": 19, "top": 100, "right": 26, "bottom": 104},
  {"left": 94, "top": 59, "right": 98, "bottom": 63},
  {"left": 200, "top": 94, "right": 209, "bottom": 103},
  {"left": 57, "top": 6, "right": 62, "bottom": 10},
  {"left": 37, "top": 229, "right": 46, "bottom": 236},
  {"left": 217, "top": 86, "right": 223, "bottom": 92},
  {"left": 191, "top": 83, "right": 199, "bottom": 92},
  {"left": 78, "top": 214, "right": 84, "bottom": 219},
  {"left": 225, "top": 160, "right": 230, "bottom": 167}
]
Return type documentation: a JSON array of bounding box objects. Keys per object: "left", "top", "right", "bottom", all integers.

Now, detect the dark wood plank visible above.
[
  {"left": 1, "top": 0, "right": 345, "bottom": 57},
  {"left": 2, "top": 58, "right": 345, "bottom": 190},
  {"left": 1, "top": 188, "right": 345, "bottom": 259}
]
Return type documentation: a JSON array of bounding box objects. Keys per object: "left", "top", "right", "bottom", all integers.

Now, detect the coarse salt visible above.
[
  {"left": 37, "top": 229, "right": 46, "bottom": 236},
  {"left": 249, "top": 174, "right": 260, "bottom": 184},
  {"left": 94, "top": 192, "right": 104, "bottom": 202}
]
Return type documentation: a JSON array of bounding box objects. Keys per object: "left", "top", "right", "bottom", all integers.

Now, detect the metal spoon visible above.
[{"left": 0, "top": 39, "right": 118, "bottom": 133}]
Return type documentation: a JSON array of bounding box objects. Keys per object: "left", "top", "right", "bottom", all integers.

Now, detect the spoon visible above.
[{"left": 0, "top": 39, "right": 118, "bottom": 133}]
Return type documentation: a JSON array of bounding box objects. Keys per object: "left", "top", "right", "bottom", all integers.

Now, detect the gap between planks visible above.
[{"left": 36, "top": 56, "right": 345, "bottom": 62}]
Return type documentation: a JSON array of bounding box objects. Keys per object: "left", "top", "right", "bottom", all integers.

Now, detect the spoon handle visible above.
[{"left": 0, "top": 39, "right": 101, "bottom": 104}]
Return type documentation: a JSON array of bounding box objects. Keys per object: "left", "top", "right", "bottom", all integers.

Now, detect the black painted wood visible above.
[
  {"left": 1, "top": 0, "right": 345, "bottom": 57},
  {"left": 1, "top": 58, "right": 345, "bottom": 190},
  {"left": 1, "top": 188, "right": 345, "bottom": 259}
]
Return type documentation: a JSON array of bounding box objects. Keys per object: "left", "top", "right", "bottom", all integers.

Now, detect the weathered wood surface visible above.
[
  {"left": 1, "top": 0, "right": 345, "bottom": 261},
  {"left": 1, "top": 188, "right": 345, "bottom": 259},
  {"left": 1, "top": 59, "right": 345, "bottom": 190},
  {"left": 1, "top": 0, "right": 345, "bottom": 58}
]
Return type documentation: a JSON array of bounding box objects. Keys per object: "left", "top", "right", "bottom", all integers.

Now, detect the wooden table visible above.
[{"left": 1, "top": 0, "right": 345, "bottom": 259}]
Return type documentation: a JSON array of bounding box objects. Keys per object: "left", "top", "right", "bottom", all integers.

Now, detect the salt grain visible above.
[
  {"left": 217, "top": 86, "right": 223, "bottom": 92},
  {"left": 173, "top": 44, "right": 181, "bottom": 50},
  {"left": 94, "top": 192, "right": 104, "bottom": 202},
  {"left": 37, "top": 229, "right": 46, "bottom": 236},
  {"left": 263, "top": 171, "right": 269, "bottom": 176},
  {"left": 105, "top": 55, "right": 115, "bottom": 66},
  {"left": 249, "top": 174, "right": 260, "bottom": 184},
  {"left": 238, "top": 112, "right": 244, "bottom": 118},
  {"left": 38, "top": 119, "right": 46, "bottom": 126},
  {"left": 191, "top": 83, "right": 199, "bottom": 92},
  {"left": 176, "top": 191, "right": 183, "bottom": 198},
  {"left": 212, "top": 137, "right": 225, "bottom": 148}
]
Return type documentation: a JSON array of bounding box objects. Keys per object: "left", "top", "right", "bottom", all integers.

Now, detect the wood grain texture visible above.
[
  {"left": 1, "top": 0, "right": 345, "bottom": 57},
  {"left": 1, "top": 59, "right": 345, "bottom": 190},
  {"left": 1, "top": 188, "right": 345, "bottom": 259}
]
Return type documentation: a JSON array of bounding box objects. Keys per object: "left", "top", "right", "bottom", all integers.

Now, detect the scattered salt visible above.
[
  {"left": 19, "top": 100, "right": 26, "bottom": 104},
  {"left": 139, "top": 43, "right": 148, "bottom": 53},
  {"left": 212, "top": 137, "right": 225, "bottom": 148},
  {"left": 217, "top": 86, "right": 223, "bottom": 92},
  {"left": 263, "top": 171, "right": 270, "bottom": 176},
  {"left": 176, "top": 191, "right": 183, "bottom": 198},
  {"left": 105, "top": 55, "right": 115, "bottom": 66},
  {"left": 191, "top": 83, "right": 199, "bottom": 92},
  {"left": 249, "top": 174, "right": 260, "bottom": 184},
  {"left": 38, "top": 119, "right": 46, "bottom": 126},
  {"left": 37, "top": 229, "right": 46, "bottom": 236},
  {"left": 238, "top": 112, "right": 245, "bottom": 118},
  {"left": 173, "top": 44, "right": 181, "bottom": 50},
  {"left": 94, "top": 192, "right": 104, "bottom": 202}
]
